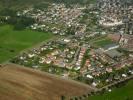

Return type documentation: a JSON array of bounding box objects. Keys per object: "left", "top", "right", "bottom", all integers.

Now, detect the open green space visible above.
[
  {"left": 92, "top": 37, "right": 115, "bottom": 47},
  {"left": 0, "top": 25, "right": 53, "bottom": 63},
  {"left": 89, "top": 80, "right": 133, "bottom": 100}
]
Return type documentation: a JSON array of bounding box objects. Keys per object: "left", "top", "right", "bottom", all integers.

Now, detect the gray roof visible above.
[{"left": 105, "top": 49, "right": 123, "bottom": 58}]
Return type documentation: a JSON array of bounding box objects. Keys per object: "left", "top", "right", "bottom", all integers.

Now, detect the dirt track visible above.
[{"left": 0, "top": 63, "right": 94, "bottom": 100}]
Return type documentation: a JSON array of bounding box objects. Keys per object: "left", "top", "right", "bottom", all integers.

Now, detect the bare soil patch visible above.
[{"left": 0, "top": 63, "right": 94, "bottom": 100}]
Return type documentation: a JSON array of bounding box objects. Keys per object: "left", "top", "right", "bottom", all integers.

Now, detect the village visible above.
[
  {"left": 17, "top": 3, "right": 87, "bottom": 36},
  {"left": 98, "top": 0, "right": 133, "bottom": 35},
  {"left": 11, "top": 31, "right": 133, "bottom": 88},
  {"left": 0, "top": 0, "right": 133, "bottom": 100},
  {"left": 9, "top": 0, "right": 133, "bottom": 89}
]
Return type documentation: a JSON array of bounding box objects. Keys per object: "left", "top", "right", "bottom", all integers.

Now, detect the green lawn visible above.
[
  {"left": 0, "top": 25, "right": 53, "bottom": 63},
  {"left": 89, "top": 80, "right": 133, "bottom": 100},
  {"left": 93, "top": 38, "right": 115, "bottom": 47}
]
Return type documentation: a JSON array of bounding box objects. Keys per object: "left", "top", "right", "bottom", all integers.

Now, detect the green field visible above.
[
  {"left": 93, "top": 37, "right": 115, "bottom": 47},
  {"left": 89, "top": 80, "right": 133, "bottom": 100},
  {"left": 0, "top": 25, "right": 53, "bottom": 63}
]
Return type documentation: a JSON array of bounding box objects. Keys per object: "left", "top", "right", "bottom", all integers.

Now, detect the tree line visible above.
[{"left": 0, "top": 8, "right": 35, "bottom": 30}]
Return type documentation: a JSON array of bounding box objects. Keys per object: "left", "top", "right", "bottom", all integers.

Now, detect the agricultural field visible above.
[
  {"left": 0, "top": 25, "right": 53, "bottom": 63},
  {"left": 0, "top": 63, "right": 93, "bottom": 100},
  {"left": 89, "top": 80, "right": 133, "bottom": 100}
]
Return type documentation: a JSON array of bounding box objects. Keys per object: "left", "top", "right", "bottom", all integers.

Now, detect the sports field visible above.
[
  {"left": 93, "top": 38, "right": 115, "bottom": 47},
  {"left": 89, "top": 80, "right": 133, "bottom": 100},
  {"left": 0, "top": 25, "right": 53, "bottom": 63}
]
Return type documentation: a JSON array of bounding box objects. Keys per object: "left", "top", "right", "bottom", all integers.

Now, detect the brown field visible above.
[{"left": 0, "top": 63, "right": 95, "bottom": 100}]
